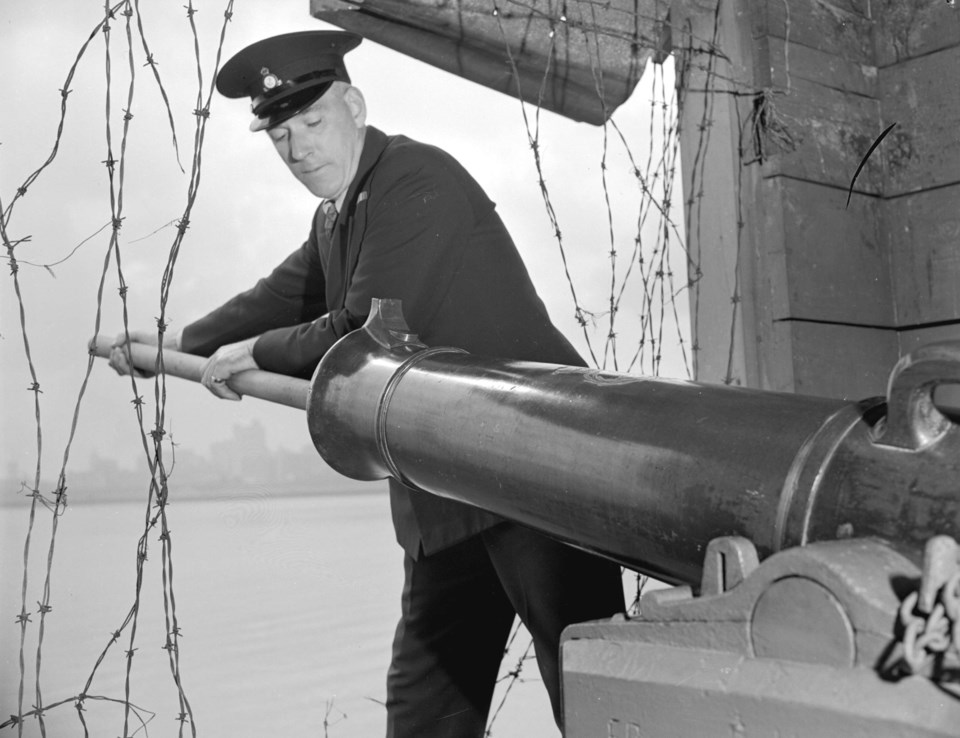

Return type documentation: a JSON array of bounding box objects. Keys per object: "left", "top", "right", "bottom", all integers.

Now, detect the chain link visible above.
[
  {"left": 892, "top": 540, "right": 960, "bottom": 682},
  {"left": 945, "top": 572, "right": 960, "bottom": 653}
]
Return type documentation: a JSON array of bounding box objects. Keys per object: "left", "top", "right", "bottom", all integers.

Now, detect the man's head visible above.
[
  {"left": 216, "top": 30, "right": 366, "bottom": 200},
  {"left": 264, "top": 81, "right": 367, "bottom": 200}
]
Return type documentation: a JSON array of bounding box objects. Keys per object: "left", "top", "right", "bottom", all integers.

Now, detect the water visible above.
[{"left": 1, "top": 489, "right": 555, "bottom": 737}]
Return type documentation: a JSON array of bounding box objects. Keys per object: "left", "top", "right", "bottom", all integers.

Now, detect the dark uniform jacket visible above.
[{"left": 181, "top": 125, "right": 585, "bottom": 557}]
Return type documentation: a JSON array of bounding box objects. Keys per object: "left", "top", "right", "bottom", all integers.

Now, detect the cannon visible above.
[
  {"left": 92, "top": 298, "right": 960, "bottom": 735},
  {"left": 306, "top": 298, "right": 960, "bottom": 736},
  {"left": 307, "top": 299, "right": 960, "bottom": 581}
]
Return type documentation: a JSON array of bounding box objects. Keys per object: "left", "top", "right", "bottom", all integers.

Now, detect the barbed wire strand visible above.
[
  {"left": 586, "top": 1, "right": 679, "bottom": 376},
  {"left": 655, "top": 59, "right": 692, "bottom": 378},
  {"left": 680, "top": 2, "right": 724, "bottom": 379},
  {"left": 111, "top": 3, "right": 235, "bottom": 735},
  {"left": 492, "top": 0, "right": 602, "bottom": 367},
  {"left": 485, "top": 637, "right": 535, "bottom": 735},
  {"left": 146, "top": 3, "right": 238, "bottom": 732},
  {"left": 0, "top": 9, "right": 121, "bottom": 226},
  {"left": 133, "top": 0, "right": 185, "bottom": 172},
  {"left": 2, "top": 5, "right": 129, "bottom": 734},
  {"left": 573, "top": 0, "right": 624, "bottom": 372},
  {"left": 2, "top": 197, "right": 45, "bottom": 738},
  {"left": 725, "top": 85, "right": 746, "bottom": 386},
  {"left": 624, "top": 61, "right": 688, "bottom": 376},
  {"left": 607, "top": 83, "right": 686, "bottom": 377},
  {"left": 492, "top": 0, "right": 729, "bottom": 60},
  {"left": 100, "top": 5, "right": 162, "bottom": 736},
  {"left": 494, "top": 0, "right": 697, "bottom": 379}
]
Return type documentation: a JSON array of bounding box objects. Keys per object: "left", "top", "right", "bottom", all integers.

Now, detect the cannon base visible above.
[{"left": 561, "top": 537, "right": 960, "bottom": 737}]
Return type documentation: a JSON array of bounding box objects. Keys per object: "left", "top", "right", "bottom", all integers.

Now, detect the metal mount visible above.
[{"left": 562, "top": 535, "right": 960, "bottom": 736}]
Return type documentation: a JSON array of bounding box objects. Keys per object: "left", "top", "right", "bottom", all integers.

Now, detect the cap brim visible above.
[{"left": 249, "top": 80, "right": 334, "bottom": 131}]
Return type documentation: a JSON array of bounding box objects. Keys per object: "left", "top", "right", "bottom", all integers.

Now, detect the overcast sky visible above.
[{"left": 1, "top": 1, "right": 686, "bottom": 484}]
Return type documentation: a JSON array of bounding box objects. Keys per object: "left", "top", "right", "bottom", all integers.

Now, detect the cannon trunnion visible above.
[{"left": 308, "top": 299, "right": 960, "bottom": 735}]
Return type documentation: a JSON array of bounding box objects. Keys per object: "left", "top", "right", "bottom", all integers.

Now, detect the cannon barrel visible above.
[{"left": 307, "top": 299, "right": 960, "bottom": 586}]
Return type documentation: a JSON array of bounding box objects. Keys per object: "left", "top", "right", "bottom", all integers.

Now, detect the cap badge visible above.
[{"left": 260, "top": 67, "right": 281, "bottom": 92}]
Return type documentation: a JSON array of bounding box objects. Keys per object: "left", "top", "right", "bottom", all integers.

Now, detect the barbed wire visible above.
[
  {"left": 485, "top": 621, "right": 536, "bottom": 735},
  {"left": 679, "top": 3, "right": 722, "bottom": 382},
  {"left": 493, "top": 0, "right": 698, "bottom": 378},
  {"left": 3, "top": 5, "right": 130, "bottom": 733},
  {"left": 490, "top": 0, "right": 604, "bottom": 368},
  {"left": 2, "top": 1, "right": 234, "bottom": 735}
]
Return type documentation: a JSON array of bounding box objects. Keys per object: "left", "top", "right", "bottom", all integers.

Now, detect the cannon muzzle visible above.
[{"left": 307, "top": 299, "right": 960, "bottom": 586}]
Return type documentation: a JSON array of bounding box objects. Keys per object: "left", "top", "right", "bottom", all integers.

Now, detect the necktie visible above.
[{"left": 321, "top": 200, "right": 338, "bottom": 241}]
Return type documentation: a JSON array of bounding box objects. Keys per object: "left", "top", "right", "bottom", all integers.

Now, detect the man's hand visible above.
[
  {"left": 108, "top": 329, "right": 179, "bottom": 378},
  {"left": 200, "top": 337, "right": 260, "bottom": 401}
]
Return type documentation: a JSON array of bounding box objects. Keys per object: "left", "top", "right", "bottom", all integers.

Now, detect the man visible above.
[{"left": 111, "top": 30, "right": 624, "bottom": 737}]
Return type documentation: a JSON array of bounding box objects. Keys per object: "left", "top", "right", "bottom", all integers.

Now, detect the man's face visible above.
[{"left": 267, "top": 84, "right": 366, "bottom": 200}]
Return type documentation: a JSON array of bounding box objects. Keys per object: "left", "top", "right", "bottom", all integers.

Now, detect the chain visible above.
[
  {"left": 886, "top": 536, "right": 960, "bottom": 689},
  {"left": 899, "top": 589, "right": 957, "bottom": 673}
]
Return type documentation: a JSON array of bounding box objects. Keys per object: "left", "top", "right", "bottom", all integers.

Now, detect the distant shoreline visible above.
[{"left": 0, "top": 478, "right": 384, "bottom": 508}]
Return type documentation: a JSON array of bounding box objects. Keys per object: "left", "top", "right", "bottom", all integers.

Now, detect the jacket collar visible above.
[{"left": 340, "top": 125, "right": 389, "bottom": 215}]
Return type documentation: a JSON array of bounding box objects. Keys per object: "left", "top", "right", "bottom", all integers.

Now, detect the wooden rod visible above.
[{"left": 89, "top": 335, "right": 310, "bottom": 410}]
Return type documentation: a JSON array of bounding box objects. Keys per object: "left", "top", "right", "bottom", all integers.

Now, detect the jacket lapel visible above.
[{"left": 327, "top": 127, "right": 390, "bottom": 310}]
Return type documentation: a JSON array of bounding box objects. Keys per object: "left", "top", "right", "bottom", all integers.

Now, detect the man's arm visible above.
[
  {"left": 181, "top": 232, "right": 326, "bottom": 357},
  {"left": 251, "top": 149, "right": 483, "bottom": 377},
  {"left": 110, "top": 215, "right": 328, "bottom": 397},
  {"left": 175, "top": 218, "right": 328, "bottom": 396}
]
